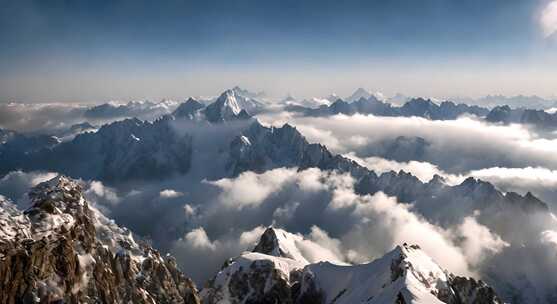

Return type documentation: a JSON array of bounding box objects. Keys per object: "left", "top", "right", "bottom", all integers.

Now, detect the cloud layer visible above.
[{"left": 2, "top": 165, "right": 557, "bottom": 303}]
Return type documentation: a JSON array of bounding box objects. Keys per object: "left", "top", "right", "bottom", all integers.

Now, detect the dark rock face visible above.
[
  {"left": 486, "top": 106, "right": 557, "bottom": 130},
  {"left": 201, "top": 228, "right": 303, "bottom": 304},
  {"left": 201, "top": 255, "right": 301, "bottom": 304},
  {"left": 367, "top": 136, "right": 430, "bottom": 162},
  {"left": 449, "top": 276, "right": 502, "bottom": 304},
  {"left": 224, "top": 121, "right": 549, "bottom": 230},
  {"left": 292, "top": 271, "right": 324, "bottom": 304},
  {"left": 0, "top": 176, "right": 200, "bottom": 304},
  {"left": 0, "top": 131, "right": 60, "bottom": 174},
  {"left": 252, "top": 227, "right": 282, "bottom": 256},
  {"left": 1, "top": 118, "right": 193, "bottom": 182}
]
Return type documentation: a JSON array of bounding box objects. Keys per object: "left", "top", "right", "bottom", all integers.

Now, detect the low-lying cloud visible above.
[
  {"left": 258, "top": 113, "right": 557, "bottom": 173},
  {"left": 2, "top": 168, "right": 557, "bottom": 302}
]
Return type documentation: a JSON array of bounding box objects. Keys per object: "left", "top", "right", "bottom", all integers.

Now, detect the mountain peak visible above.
[
  {"left": 25, "top": 175, "right": 85, "bottom": 219},
  {"left": 173, "top": 97, "right": 204, "bottom": 118},
  {"left": 231, "top": 86, "right": 266, "bottom": 99},
  {"left": 252, "top": 226, "right": 309, "bottom": 264},
  {"left": 204, "top": 90, "right": 245, "bottom": 123},
  {"left": 346, "top": 87, "right": 372, "bottom": 102}
]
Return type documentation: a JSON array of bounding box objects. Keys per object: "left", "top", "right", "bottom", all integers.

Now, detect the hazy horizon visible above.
[{"left": 1, "top": 0, "right": 557, "bottom": 103}]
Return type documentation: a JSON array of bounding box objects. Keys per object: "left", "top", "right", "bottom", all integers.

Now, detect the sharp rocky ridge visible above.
[
  {"left": 0, "top": 175, "right": 201, "bottom": 304},
  {"left": 201, "top": 227, "right": 502, "bottom": 304}
]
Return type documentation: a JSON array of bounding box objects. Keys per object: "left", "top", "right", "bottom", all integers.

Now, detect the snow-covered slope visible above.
[
  {"left": 0, "top": 176, "right": 201, "bottom": 303},
  {"left": 201, "top": 228, "right": 310, "bottom": 304},
  {"left": 298, "top": 243, "right": 501, "bottom": 304},
  {"left": 202, "top": 227, "right": 502, "bottom": 304},
  {"left": 230, "top": 86, "right": 266, "bottom": 113}
]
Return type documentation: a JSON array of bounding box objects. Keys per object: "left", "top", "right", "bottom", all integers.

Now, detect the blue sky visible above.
[{"left": 1, "top": 0, "right": 556, "bottom": 102}]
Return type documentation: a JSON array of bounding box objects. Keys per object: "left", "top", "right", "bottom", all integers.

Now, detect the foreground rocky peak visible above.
[
  {"left": 202, "top": 228, "right": 501, "bottom": 304},
  {"left": 0, "top": 176, "right": 200, "bottom": 304}
]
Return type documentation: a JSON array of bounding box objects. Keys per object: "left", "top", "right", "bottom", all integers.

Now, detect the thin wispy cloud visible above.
[{"left": 542, "top": 1, "right": 557, "bottom": 38}]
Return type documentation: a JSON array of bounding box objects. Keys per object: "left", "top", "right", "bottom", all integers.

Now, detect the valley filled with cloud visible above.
[{"left": 2, "top": 87, "right": 557, "bottom": 303}]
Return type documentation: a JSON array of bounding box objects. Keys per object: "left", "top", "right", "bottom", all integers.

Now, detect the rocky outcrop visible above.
[
  {"left": 201, "top": 228, "right": 308, "bottom": 304},
  {"left": 0, "top": 176, "right": 200, "bottom": 304}
]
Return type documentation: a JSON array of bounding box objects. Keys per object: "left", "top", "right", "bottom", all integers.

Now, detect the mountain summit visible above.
[
  {"left": 204, "top": 89, "right": 246, "bottom": 122},
  {"left": 346, "top": 87, "right": 373, "bottom": 102}
]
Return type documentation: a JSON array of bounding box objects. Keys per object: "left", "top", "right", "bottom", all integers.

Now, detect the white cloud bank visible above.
[
  {"left": 260, "top": 113, "right": 557, "bottom": 175},
  {"left": 346, "top": 153, "right": 557, "bottom": 207}
]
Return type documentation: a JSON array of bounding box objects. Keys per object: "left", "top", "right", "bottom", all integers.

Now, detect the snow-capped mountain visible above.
[
  {"left": 172, "top": 90, "right": 258, "bottom": 123},
  {"left": 230, "top": 86, "right": 266, "bottom": 112},
  {"left": 199, "top": 87, "right": 266, "bottom": 114},
  {"left": 0, "top": 91, "right": 257, "bottom": 182},
  {"left": 0, "top": 175, "right": 200, "bottom": 303},
  {"left": 345, "top": 88, "right": 387, "bottom": 103},
  {"left": 201, "top": 227, "right": 501, "bottom": 304},
  {"left": 345, "top": 87, "right": 374, "bottom": 102},
  {"left": 172, "top": 98, "right": 205, "bottom": 119},
  {"left": 204, "top": 89, "right": 251, "bottom": 123},
  {"left": 9, "top": 117, "right": 193, "bottom": 182}
]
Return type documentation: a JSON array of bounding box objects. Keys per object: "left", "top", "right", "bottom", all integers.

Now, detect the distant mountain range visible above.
[
  {"left": 286, "top": 96, "right": 490, "bottom": 120},
  {"left": 1, "top": 87, "right": 556, "bottom": 303},
  {"left": 453, "top": 95, "right": 557, "bottom": 110},
  {"left": 285, "top": 88, "right": 557, "bottom": 130},
  {"left": 0, "top": 90, "right": 548, "bottom": 242}
]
